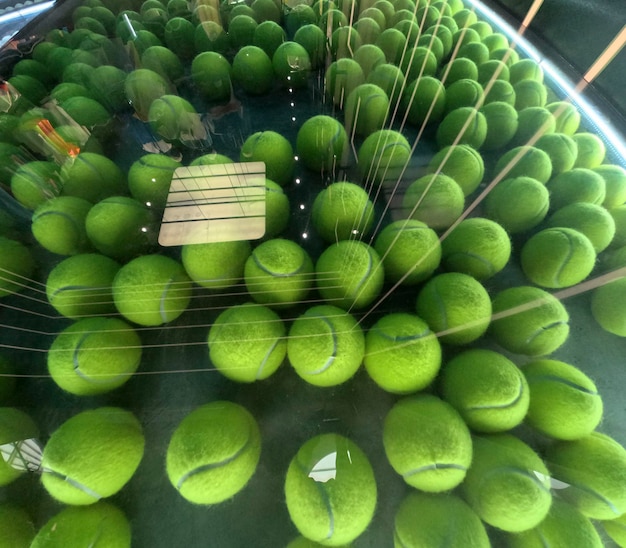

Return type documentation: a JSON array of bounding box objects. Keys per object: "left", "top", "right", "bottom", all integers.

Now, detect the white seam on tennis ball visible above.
[
  {"left": 41, "top": 467, "right": 103, "bottom": 500},
  {"left": 160, "top": 277, "right": 175, "bottom": 323},
  {"left": 256, "top": 337, "right": 281, "bottom": 380},
  {"left": 72, "top": 331, "right": 132, "bottom": 385},
  {"left": 525, "top": 320, "right": 569, "bottom": 350},
  {"left": 467, "top": 377, "right": 526, "bottom": 411},
  {"left": 525, "top": 374, "right": 599, "bottom": 395},
  {"left": 403, "top": 462, "right": 468, "bottom": 479},
  {"left": 302, "top": 315, "right": 337, "bottom": 375},
  {"left": 294, "top": 455, "right": 335, "bottom": 541}
]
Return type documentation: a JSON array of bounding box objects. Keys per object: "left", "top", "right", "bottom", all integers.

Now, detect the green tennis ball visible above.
[
  {"left": 490, "top": 46, "right": 520, "bottom": 66},
  {"left": 285, "top": 433, "right": 377, "bottom": 546},
  {"left": 373, "top": 219, "right": 441, "bottom": 285},
  {"left": 510, "top": 106, "right": 556, "bottom": 148},
  {"left": 546, "top": 202, "right": 616, "bottom": 252},
  {"left": 61, "top": 152, "right": 126, "bottom": 204},
  {"left": 427, "top": 144, "right": 484, "bottom": 196},
  {"left": 375, "top": 28, "right": 407, "bottom": 65},
  {"left": 416, "top": 272, "right": 492, "bottom": 345},
  {"left": 11, "top": 160, "right": 61, "bottom": 210},
  {"left": 572, "top": 132, "right": 606, "bottom": 169},
  {"left": 509, "top": 58, "right": 544, "bottom": 85},
  {"left": 61, "top": 96, "right": 111, "bottom": 129},
  {"left": 148, "top": 94, "right": 205, "bottom": 146},
  {"left": 344, "top": 83, "right": 389, "bottom": 136},
  {"left": 477, "top": 59, "right": 509, "bottom": 87},
  {"left": 30, "top": 502, "right": 131, "bottom": 548},
  {"left": 483, "top": 78, "right": 516, "bottom": 106},
  {"left": 402, "top": 75, "right": 446, "bottom": 126},
  {"left": 0, "top": 503, "right": 35, "bottom": 547},
  {"left": 272, "top": 41, "right": 311, "bottom": 87},
  {"left": 591, "top": 276, "right": 626, "bottom": 336},
  {"left": 494, "top": 146, "right": 552, "bottom": 183},
  {"left": 546, "top": 432, "right": 626, "bottom": 519},
  {"left": 0, "top": 408, "right": 39, "bottom": 486},
  {"left": 315, "top": 240, "right": 384, "bottom": 310},
  {"left": 441, "top": 348, "right": 529, "bottom": 433},
  {"left": 311, "top": 181, "right": 374, "bottom": 242},
  {"left": 594, "top": 164, "right": 626, "bottom": 208},
  {"left": 330, "top": 25, "right": 362, "bottom": 59},
  {"left": 141, "top": 7, "right": 168, "bottom": 39},
  {"left": 402, "top": 173, "right": 465, "bottom": 230},
  {"left": 400, "top": 46, "right": 438, "bottom": 81},
  {"left": 441, "top": 217, "right": 511, "bottom": 280},
  {"left": 480, "top": 100, "right": 518, "bottom": 150},
  {"left": 364, "top": 312, "right": 441, "bottom": 393},
  {"left": 453, "top": 27, "right": 481, "bottom": 50},
  {"left": 367, "top": 63, "right": 405, "bottom": 106},
  {"left": 208, "top": 302, "right": 286, "bottom": 382},
  {"left": 128, "top": 153, "right": 182, "bottom": 209},
  {"left": 41, "top": 407, "right": 144, "bottom": 505},
  {"left": 547, "top": 168, "right": 607, "bottom": 210},
  {"left": 194, "top": 21, "right": 229, "bottom": 54},
  {"left": 357, "top": 129, "right": 411, "bottom": 186},
  {"left": 513, "top": 79, "right": 548, "bottom": 110},
  {"left": 610, "top": 204, "right": 626, "bottom": 248},
  {"left": 603, "top": 512, "right": 626, "bottom": 547},
  {"left": 319, "top": 8, "right": 348, "bottom": 32},
  {"left": 124, "top": 68, "right": 171, "bottom": 119},
  {"left": 47, "top": 317, "right": 142, "bottom": 396},
  {"left": 85, "top": 196, "right": 156, "bottom": 261},
  {"left": 244, "top": 238, "right": 314, "bottom": 308},
  {"left": 296, "top": 115, "right": 348, "bottom": 173},
  {"left": 383, "top": 394, "right": 472, "bottom": 491},
  {"left": 166, "top": 401, "right": 261, "bottom": 505},
  {"left": 240, "top": 130, "right": 294, "bottom": 186},
  {"left": 189, "top": 152, "right": 233, "bottom": 166},
  {"left": 489, "top": 285, "right": 570, "bottom": 356},
  {"left": 252, "top": 0, "right": 280, "bottom": 24},
  {"left": 7, "top": 74, "right": 48, "bottom": 105},
  {"left": 87, "top": 65, "right": 128, "bottom": 113},
  {"left": 287, "top": 305, "right": 364, "bottom": 387},
  {"left": 12, "top": 59, "right": 54, "bottom": 88},
  {"left": 228, "top": 14, "right": 258, "bottom": 49},
  {"left": 284, "top": 4, "right": 317, "bottom": 37},
  {"left": 325, "top": 58, "right": 365, "bottom": 106},
  {"left": 0, "top": 237, "right": 35, "bottom": 298},
  {"left": 264, "top": 179, "right": 290, "bottom": 237},
  {"left": 389, "top": 8, "right": 415, "bottom": 28},
  {"left": 457, "top": 40, "right": 490, "bottom": 66},
  {"left": 112, "top": 254, "right": 192, "bottom": 326},
  {"left": 62, "top": 62, "right": 95, "bottom": 89},
  {"left": 441, "top": 57, "right": 478, "bottom": 85},
  {"left": 182, "top": 240, "right": 251, "bottom": 289},
  {"left": 394, "top": 492, "right": 489, "bottom": 548},
  {"left": 164, "top": 16, "right": 196, "bottom": 59},
  {"left": 546, "top": 100, "right": 581, "bottom": 135},
  {"left": 359, "top": 7, "right": 385, "bottom": 30},
  {"left": 534, "top": 132, "right": 578, "bottom": 175},
  {"left": 46, "top": 253, "right": 120, "bottom": 318},
  {"left": 443, "top": 78, "right": 484, "bottom": 114},
  {"left": 293, "top": 24, "right": 324, "bottom": 68},
  {"left": 436, "top": 106, "right": 487, "bottom": 149},
  {"left": 482, "top": 30, "right": 509, "bottom": 52},
  {"left": 232, "top": 45, "right": 274, "bottom": 95},
  {"left": 462, "top": 433, "right": 552, "bottom": 532},
  {"left": 353, "top": 17, "right": 382, "bottom": 46}
]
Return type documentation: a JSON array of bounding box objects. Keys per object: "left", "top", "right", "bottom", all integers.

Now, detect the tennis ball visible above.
[
  {"left": 244, "top": 238, "right": 314, "bottom": 308},
  {"left": 441, "top": 57, "right": 478, "bottom": 85},
  {"left": 319, "top": 7, "right": 348, "bottom": 32},
  {"left": 0, "top": 503, "right": 35, "bottom": 547},
  {"left": 293, "top": 24, "right": 324, "bottom": 68},
  {"left": 401, "top": 75, "right": 446, "bottom": 126},
  {"left": 60, "top": 96, "right": 111, "bottom": 128},
  {"left": 480, "top": 100, "right": 518, "bottom": 150},
  {"left": 591, "top": 277, "right": 626, "bottom": 337},
  {"left": 457, "top": 40, "right": 490, "bottom": 66},
  {"left": 357, "top": 129, "right": 411, "bottom": 186},
  {"left": 436, "top": 106, "right": 487, "bottom": 149},
  {"left": 252, "top": 0, "right": 280, "bottom": 24},
  {"left": 47, "top": 317, "right": 142, "bottom": 396},
  {"left": 462, "top": 433, "right": 552, "bottom": 532},
  {"left": 595, "top": 164, "right": 626, "bottom": 208},
  {"left": 453, "top": 27, "right": 481, "bottom": 51},
  {"left": 228, "top": 14, "right": 259, "bottom": 49},
  {"left": 610, "top": 205, "right": 626, "bottom": 248},
  {"left": 0, "top": 237, "right": 35, "bottom": 298},
  {"left": 112, "top": 254, "right": 192, "bottom": 326},
  {"left": 46, "top": 253, "right": 120, "bottom": 318},
  {"left": 41, "top": 407, "right": 144, "bottom": 505},
  {"left": 297, "top": 115, "right": 348, "bottom": 173},
  {"left": 494, "top": 145, "right": 552, "bottom": 183},
  {"left": 194, "top": 21, "right": 229, "bottom": 54},
  {"left": 572, "top": 132, "right": 606, "bottom": 169},
  {"left": 490, "top": 285, "right": 570, "bottom": 356},
  {"left": 547, "top": 168, "right": 607, "bottom": 209},
  {"left": 441, "top": 217, "right": 511, "bottom": 280},
  {"left": 389, "top": 8, "right": 415, "bottom": 27},
  {"left": 353, "top": 17, "right": 382, "bottom": 45},
  {"left": 284, "top": 4, "right": 316, "bottom": 37},
  {"left": 416, "top": 272, "right": 492, "bottom": 345},
  {"left": 85, "top": 65, "right": 127, "bottom": 114},
  {"left": 0, "top": 408, "right": 39, "bottom": 486},
  {"left": 375, "top": 28, "right": 407, "bottom": 65},
  {"left": 394, "top": 492, "right": 490, "bottom": 548},
  {"left": 443, "top": 78, "right": 484, "bottom": 114},
  {"left": 344, "top": 83, "right": 389, "bottom": 136},
  {"left": 148, "top": 94, "right": 205, "bottom": 146},
  {"left": 264, "top": 179, "right": 290, "bottom": 237},
  {"left": 483, "top": 78, "right": 516, "bottom": 106},
  {"left": 141, "top": 7, "right": 168, "bottom": 38},
  {"left": 189, "top": 152, "right": 233, "bottom": 166},
  {"left": 30, "top": 502, "right": 131, "bottom": 548},
  {"left": 285, "top": 433, "right": 376, "bottom": 546},
  {"left": 11, "top": 161, "right": 61, "bottom": 210},
  {"left": 208, "top": 302, "right": 286, "bottom": 382},
  {"left": 383, "top": 394, "right": 472, "bottom": 491},
  {"left": 546, "top": 202, "right": 616, "bottom": 252},
  {"left": 316, "top": 240, "right": 384, "bottom": 310},
  {"left": 546, "top": 100, "right": 581, "bottom": 135},
  {"left": 400, "top": 46, "right": 438, "bottom": 81},
  {"left": 477, "top": 59, "right": 510, "bottom": 87},
  {"left": 364, "top": 312, "right": 441, "bottom": 393},
  {"left": 166, "top": 401, "right": 261, "bottom": 505},
  {"left": 427, "top": 144, "right": 484, "bottom": 196},
  {"left": 509, "top": 58, "right": 543, "bottom": 84},
  {"left": 325, "top": 58, "right": 365, "bottom": 106},
  {"left": 603, "top": 512, "right": 626, "bottom": 547},
  {"left": 511, "top": 106, "right": 556, "bottom": 148},
  {"left": 311, "top": 181, "right": 374, "bottom": 242},
  {"left": 534, "top": 132, "right": 578, "bottom": 175},
  {"left": 182, "top": 240, "right": 251, "bottom": 289},
  {"left": 287, "top": 304, "right": 364, "bottom": 387},
  {"left": 513, "top": 79, "right": 548, "bottom": 110},
  {"left": 128, "top": 153, "right": 181, "bottom": 209},
  {"left": 330, "top": 25, "right": 362, "bottom": 59},
  {"left": 490, "top": 46, "right": 520, "bottom": 66},
  {"left": 240, "top": 130, "right": 294, "bottom": 186},
  {"left": 60, "top": 152, "right": 126, "bottom": 204},
  {"left": 191, "top": 51, "right": 232, "bottom": 101},
  {"left": 441, "top": 348, "right": 529, "bottom": 433},
  {"left": 367, "top": 63, "right": 405, "bottom": 106},
  {"left": 272, "top": 41, "right": 311, "bottom": 88},
  {"left": 523, "top": 358, "right": 603, "bottom": 440},
  {"left": 520, "top": 227, "right": 596, "bottom": 288},
  {"left": 373, "top": 219, "right": 441, "bottom": 285},
  {"left": 7, "top": 74, "right": 48, "bottom": 105},
  {"left": 232, "top": 45, "right": 274, "bottom": 95},
  {"left": 546, "top": 432, "right": 626, "bottom": 519},
  {"left": 402, "top": 173, "right": 465, "bottom": 230}
]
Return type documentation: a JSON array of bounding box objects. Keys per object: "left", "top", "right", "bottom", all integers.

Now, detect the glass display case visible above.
[{"left": 0, "top": 0, "right": 625, "bottom": 546}]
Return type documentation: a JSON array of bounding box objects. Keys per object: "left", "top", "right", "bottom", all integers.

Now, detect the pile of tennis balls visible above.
[{"left": 1, "top": 0, "right": 626, "bottom": 544}]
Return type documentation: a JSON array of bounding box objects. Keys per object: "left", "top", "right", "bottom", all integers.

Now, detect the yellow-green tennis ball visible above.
[
  {"left": 264, "top": 179, "right": 290, "bottom": 237},
  {"left": 511, "top": 106, "right": 556, "bottom": 147},
  {"left": 546, "top": 202, "right": 616, "bottom": 252},
  {"left": 546, "top": 432, "right": 626, "bottom": 520},
  {"left": 416, "top": 272, "right": 492, "bottom": 345},
  {"left": 534, "top": 132, "right": 578, "bottom": 175},
  {"left": 285, "top": 433, "right": 377, "bottom": 546},
  {"left": 232, "top": 45, "right": 274, "bottom": 95},
  {"left": 509, "top": 58, "right": 544, "bottom": 85},
  {"left": 311, "top": 182, "right": 374, "bottom": 242},
  {"left": 490, "top": 285, "right": 570, "bottom": 356},
  {"left": 490, "top": 46, "right": 520, "bottom": 66},
  {"left": 482, "top": 31, "right": 509, "bottom": 52},
  {"left": 480, "top": 100, "right": 518, "bottom": 151},
  {"left": 191, "top": 51, "right": 232, "bottom": 101},
  {"left": 443, "top": 78, "right": 484, "bottom": 114},
  {"left": 402, "top": 75, "right": 446, "bottom": 126},
  {"left": 112, "top": 254, "right": 192, "bottom": 326},
  {"left": 297, "top": 115, "right": 348, "bottom": 173},
  {"left": 182, "top": 240, "right": 251, "bottom": 289},
  {"left": 572, "top": 132, "right": 606, "bottom": 169},
  {"left": 546, "top": 100, "right": 581, "bottom": 135},
  {"left": 610, "top": 204, "right": 626, "bottom": 248},
  {"left": 0, "top": 408, "right": 39, "bottom": 486},
  {"left": 41, "top": 407, "right": 144, "bottom": 505},
  {"left": 383, "top": 394, "right": 472, "bottom": 491},
  {"left": 477, "top": 59, "right": 509, "bottom": 87},
  {"left": 164, "top": 16, "right": 195, "bottom": 59},
  {"left": 325, "top": 58, "right": 365, "bottom": 106},
  {"left": 436, "top": 106, "right": 487, "bottom": 149},
  {"left": 195, "top": 21, "right": 229, "bottom": 54},
  {"left": 458, "top": 40, "right": 490, "bottom": 66},
  {"left": 10, "top": 161, "right": 61, "bottom": 210},
  {"left": 594, "top": 164, "right": 626, "bottom": 208},
  {"left": 402, "top": 173, "right": 465, "bottom": 230},
  {"left": 47, "top": 317, "right": 142, "bottom": 396},
  {"left": 240, "top": 130, "right": 294, "bottom": 186},
  {"left": 128, "top": 153, "right": 181, "bottom": 209},
  {"left": 208, "top": 302, "right": 286, "bottom": 381},
  {"left": 603, "top": 512, "right": 626, "bottom": 547},
  {"left": 87, "top": 65, "right": 128, "bottom": 113},
  {"left": 484, "top": 78, "right": 516, "bottom": 106},
  {"left": 441, "top": 217, "right": 511, "bottom": 280},
  {"left": 287, "top": 304, "right": 364, "bottom": 387},
  {"left": 284, "top": 4, "right": 317, "bottom": 38},
  {"left": 0, "top": 503, "right": 35, "bottom": 548},
  {"left": 319, "top": 7, "right": 348, "bottom": 32},
  {"left": 462, "top": 433, "right": 552, "bottom": 532},
  {"left": 441, "top": 348, "right": 529, "bottom": 433},
  {"left": 591, "top": 277, "right": 626, "bottom": 336},
  {"left": 375, "top": 28, "right": 407, "bottom": 65},
  {"left": 367, "top": 63, "right": 405, "bottom": 106},
  {"left": 315, "top": 240, "right": 384, "bottom": 310},
  {"left": 293, "top": 24, "right": 325, "bottom": 68},
  {"left": 166, "top": 401, "right": 261, "bottom": 505},
  {"left": 148, "top": 94, "right": 204, "bottom": 146},
  {"left": 513, "top": 79, "right": 548, "bottom": 110},
  {"left": 520, "top": 227, "right": 596, "bottom": 289},
  {"left": 228, "top": 14, "right": 258, "bottom": 49},
  {"left": 60, "top": 152, "right": 126, "bottom": 204},
  {"left": 244, "top": 238, "right": 314, "bottom": 307},
  {"left": 30, "top": 502, "right": 130, "bottom": 548},
  {"left": 252, "top": 0, "right": 280, "bottom": 24},
  {"left": 60, "top": 96, "right": 111, "bottom": 129},
  {"left": 427, "top": 144, "right": 484, "bottom": 196},
  {"left": 273, "top": 41, "right": 311, "bottom": 87},
  {"left": 357, "top": 129, "right": 411, "bottom": 186},
  {"left": 373, "top": 219, "right": 441, "bottom": 285},
  {"left": 427, "top": 22, "right": 454, "bottom": 56},
  {"left": 359, "top": 7, "right": 385, "bottom": 31},
  {"left": 330, "top": 25, "right": 362, "bottom": 59},
  {"left": 189, "top": 152, "right": 234, "bottom": 166},
  {"left": 364, "top": 312, "right": 441, "bottom": 393},
  {"left": 548, "top": 168, "right": 608, "bottom": 210},
  {"left": 0, "top": 237, "right": 35, "bottom": 298},
  {"left": 523, "top": 358, "right": 603, "bottom": 440},
  {"left": 353, "top": 18, "right": 382, "bottom": 46},
  {"left": 46, "top": 253, "right": 120, "bottom": 318},
  {"left": 344, "top": 83, "right": 389, "bottom": 137},
  {"left": 494, "top": 145, "right": 552, "bottom": 183},
  {"left": 442, "top": 57, "right": 478, "bottom": 85},
  {"left": 394, "top": 492, "right": 490, "bottom": 548},
  {"left": 400, "top": 46, "right": 438, "bottom": 82},
  {"left": 453, "top": 26, "right": 481, "bottom": 50}
]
